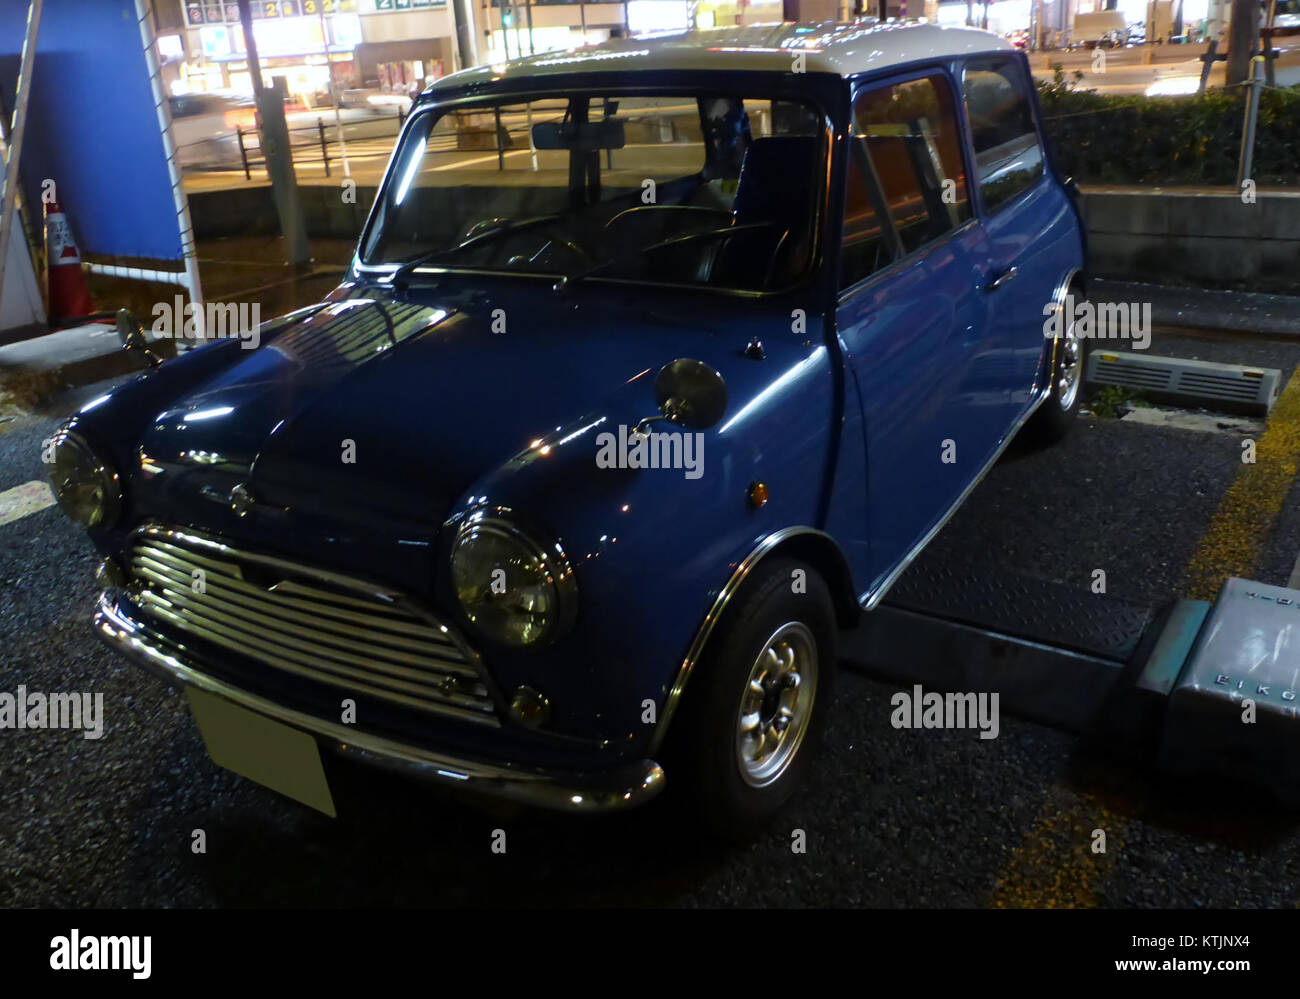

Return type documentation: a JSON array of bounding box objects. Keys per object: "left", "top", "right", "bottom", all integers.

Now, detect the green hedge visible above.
[{"left": 1036, "top": 71, "right": 1300, "bottom": 186}]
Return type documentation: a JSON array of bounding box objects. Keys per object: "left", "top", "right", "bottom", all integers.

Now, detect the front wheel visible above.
[
  {"left": 1022, "top": 287, "right": 1089, "bottom": 447},
  {"left": 669, "top": 557, "right": 837, "bottom": 841}
]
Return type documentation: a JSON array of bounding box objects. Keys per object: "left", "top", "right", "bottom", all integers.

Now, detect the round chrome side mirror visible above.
[
  {"left": 115, "top": 308, "right": 162, "bottom": 367},
  {"left": 653, "top": 358, "right": 728, "bottom": 431},
  {"left": 115, "top": 309, "right": 148, "bottom": 351}
]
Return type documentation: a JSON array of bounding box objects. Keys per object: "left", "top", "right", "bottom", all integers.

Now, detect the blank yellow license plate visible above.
[{"left": 186, "top": 688, "right": 337, "bottom": 817}]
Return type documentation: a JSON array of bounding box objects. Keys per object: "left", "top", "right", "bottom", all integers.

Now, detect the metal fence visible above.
[{"left": 232, "top": 108, "right": 410, "bottom": 180}]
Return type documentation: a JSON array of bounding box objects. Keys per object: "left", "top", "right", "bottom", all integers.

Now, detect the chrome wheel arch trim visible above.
[{"left": 646, "top": 526, "right": 844, "bottom": 757}]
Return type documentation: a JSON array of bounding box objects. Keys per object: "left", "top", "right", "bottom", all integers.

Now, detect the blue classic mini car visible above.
[{"left": 51, "top": 22, "right": 1087, "bottom": 837}]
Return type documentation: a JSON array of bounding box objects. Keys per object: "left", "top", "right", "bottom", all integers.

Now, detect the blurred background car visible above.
[
  {"left": 168, "top": 93, "right": 256, "bottom": 171},
  {"left": 1069, "top": 10, "right": 1129, "bottom": 48},
  {"left": 338, "top": 87, "right": 414, "bottom": 113}
]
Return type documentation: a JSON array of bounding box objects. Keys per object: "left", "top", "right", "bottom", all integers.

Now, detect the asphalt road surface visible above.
[
  {"left": 1028, "top": 43, "right": 1300, "bottom": 94},
  {"left": 3, "top": 325, "right": 1300, "bottom": 907}
]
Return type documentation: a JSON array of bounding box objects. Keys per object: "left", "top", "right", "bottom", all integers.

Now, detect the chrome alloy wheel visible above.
[
  {"left": 735, "top": 621, "right": 819, "bottom": 788},
  {"left": 1057, "top": 320, "right": 1083, "bottom": 411}
]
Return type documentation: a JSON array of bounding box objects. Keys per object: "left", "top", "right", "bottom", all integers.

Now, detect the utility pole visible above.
[
  {"left": 1263, "top": 0, "right": 1278, "bottom": 86},
  {"left": 237, "top": 0, "right": 309, "bottom": 267},
  {"left": 449, "top": 0, "right": 477, "bottom": 70},
  {"left": 1226, "top": 0, "right": 1260, "bottom": 85}
]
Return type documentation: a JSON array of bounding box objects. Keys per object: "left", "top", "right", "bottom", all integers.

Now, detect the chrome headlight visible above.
[
  {"left": 451, "top": 514, "right": 577, "bottom": 647},
  {"left": 47, "top": 430, "right": 122, "bottom": 528}
]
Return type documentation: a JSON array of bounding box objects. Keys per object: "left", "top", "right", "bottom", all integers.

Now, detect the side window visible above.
[
  {"left": 962, "top": 59, "right": 1046, "bottom": 213},
  {"left": 841, "top": 73, "right": 971, "bottom": 288}
]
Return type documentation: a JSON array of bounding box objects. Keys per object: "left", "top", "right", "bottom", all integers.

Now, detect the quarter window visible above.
[
  {"left": 962, "top": 59, "right": 1046, "bottom": 213},
  {"left": 840, "top": 74, "right": 971, "bottom": 288}
]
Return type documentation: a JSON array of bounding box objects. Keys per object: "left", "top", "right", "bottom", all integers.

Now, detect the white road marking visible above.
[{"left": 0, "top": 480, "right": 55, "bottom": 526}]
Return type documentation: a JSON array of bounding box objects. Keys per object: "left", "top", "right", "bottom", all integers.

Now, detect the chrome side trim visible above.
[
  {"left": 646, "top": 526, "right": 838, "bottom": 757},
  {"left": 856, "top": 386, "right": 1047, "bottom": 612},
  {"left": 95, "top": 593, "right": 665, "bottom": 814},
  {"left": 855, "top": 268, "right": 1080, "bottom": 610}
]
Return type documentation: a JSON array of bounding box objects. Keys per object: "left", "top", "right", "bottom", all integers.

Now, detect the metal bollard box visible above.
[{"left": 1160, "top": 578, "right": 1300, "bottom": 806}]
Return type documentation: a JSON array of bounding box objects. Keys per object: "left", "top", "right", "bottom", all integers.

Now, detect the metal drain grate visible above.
[{"left": 1088, "top": 352, "right": 1281, "bottom": 415}]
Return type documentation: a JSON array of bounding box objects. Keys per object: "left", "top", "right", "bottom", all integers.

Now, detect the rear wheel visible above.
[
  {"left": 670, "top": 557, "right": 837, "bottom": 841},
  {"left": 1023, "top": 285, "right": 1089, "bottom": 447}
]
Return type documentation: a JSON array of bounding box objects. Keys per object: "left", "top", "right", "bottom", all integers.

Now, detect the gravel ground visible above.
[{"left": 3, "top": 353, "right": 1300, "bottom": 908}]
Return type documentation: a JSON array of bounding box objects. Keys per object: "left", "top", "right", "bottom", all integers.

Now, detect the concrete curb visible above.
[
  {"left": 1092, "top": 279, "right": 1300, "bottom": 337},
  {"left": 0, "top": 323, "right": 172, "bottom": 405}
]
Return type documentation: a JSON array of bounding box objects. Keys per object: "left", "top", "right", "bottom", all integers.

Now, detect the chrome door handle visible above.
[{"left": 983, "top": 266, "right": 1018, "bottom": 292}]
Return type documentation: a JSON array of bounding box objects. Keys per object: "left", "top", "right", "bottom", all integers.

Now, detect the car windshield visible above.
[{"left": 361, "top": 90, "right": 826, "bottom": 293}]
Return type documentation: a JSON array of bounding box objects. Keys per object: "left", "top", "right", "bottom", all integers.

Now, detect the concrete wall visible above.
[
  {"left": 1081, "top": 188, "right": 1300, "bottom": 293},
  {"left": 186, "top": 184, "right": 1300, "bottom": 294},
  {"left": 190, "top": 185, "right": 377, "bottom": 243}
]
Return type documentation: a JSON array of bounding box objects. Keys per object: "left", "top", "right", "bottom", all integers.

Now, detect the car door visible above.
[
  {"left": 835, "top": 69, "right": 1005, "bottom": 597},
  {"left": 960, "top": 55, "right": 1065, "bottom": 417}
]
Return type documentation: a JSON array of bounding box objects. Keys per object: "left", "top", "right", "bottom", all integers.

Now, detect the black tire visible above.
[
  {"left": 668, "top": 557, "right": 838, "bottom": 841},
  {"left": 1022, "top": 285, "right": 1090, "bottom": 447}
]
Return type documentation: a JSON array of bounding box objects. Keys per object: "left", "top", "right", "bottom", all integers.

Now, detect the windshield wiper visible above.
[
  {"left": 553, "top": 221, "right": 779, "bottom": 294},
  {"left": 388, "top": 214, "right": 564, "bottom": 288}
]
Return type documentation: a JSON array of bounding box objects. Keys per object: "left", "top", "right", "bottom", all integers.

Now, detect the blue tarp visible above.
[{"left": 0, "top": 0, "right": 182, "bottom": 260}]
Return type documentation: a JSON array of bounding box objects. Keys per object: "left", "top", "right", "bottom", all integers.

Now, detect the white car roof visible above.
[{"left": 429, "top": 21, "right": 1012, "bottom": 93}]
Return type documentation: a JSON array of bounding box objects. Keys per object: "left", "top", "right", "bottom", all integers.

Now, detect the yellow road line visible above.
[
  {"left": 989, "top": 371, "right": 1300, "bottom": 907},
  {"left": 1182, "top": 373, "right": 1300, "bottom": 601},
  {"left": 991, "top": 800, "right": 1123, "bottom": 909}
]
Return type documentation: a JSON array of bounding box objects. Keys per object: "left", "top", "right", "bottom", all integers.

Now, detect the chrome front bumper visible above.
[{"left": 93, "top": 592, "right": 665, "bottom": 813}]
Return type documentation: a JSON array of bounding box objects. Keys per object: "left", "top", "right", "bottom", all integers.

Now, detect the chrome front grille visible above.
[{"left": 127, "top": 527, "right": 499, "bottom": 727}]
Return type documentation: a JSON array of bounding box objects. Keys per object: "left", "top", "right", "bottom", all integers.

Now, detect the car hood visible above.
[{"left": 140, "top": 288, "right": 737, "bottom": 530}]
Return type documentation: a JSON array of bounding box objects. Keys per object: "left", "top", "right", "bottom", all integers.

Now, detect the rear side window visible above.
[
  {"left": 839, "top": 73, "right": 971, "bottom": 288},
  {"left": 962, "top": 58, "right": 1045, "bottom": 213}
]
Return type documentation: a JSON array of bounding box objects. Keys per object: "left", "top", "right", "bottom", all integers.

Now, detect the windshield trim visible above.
[{"left": 355, "top": 82, "right": 834, "bottom": 300}]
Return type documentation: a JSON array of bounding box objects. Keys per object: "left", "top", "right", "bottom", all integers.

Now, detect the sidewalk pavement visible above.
[
  {"left": 0, "top": 235, "right": 351, "bottom": 408},
  {"left": 0, "top": 322, "right": 162, "bottom": 411}
]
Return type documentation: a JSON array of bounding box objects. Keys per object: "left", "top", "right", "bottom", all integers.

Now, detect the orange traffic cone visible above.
[{"left": 44, "top": 200, "right": 95, "bottom": 322}]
